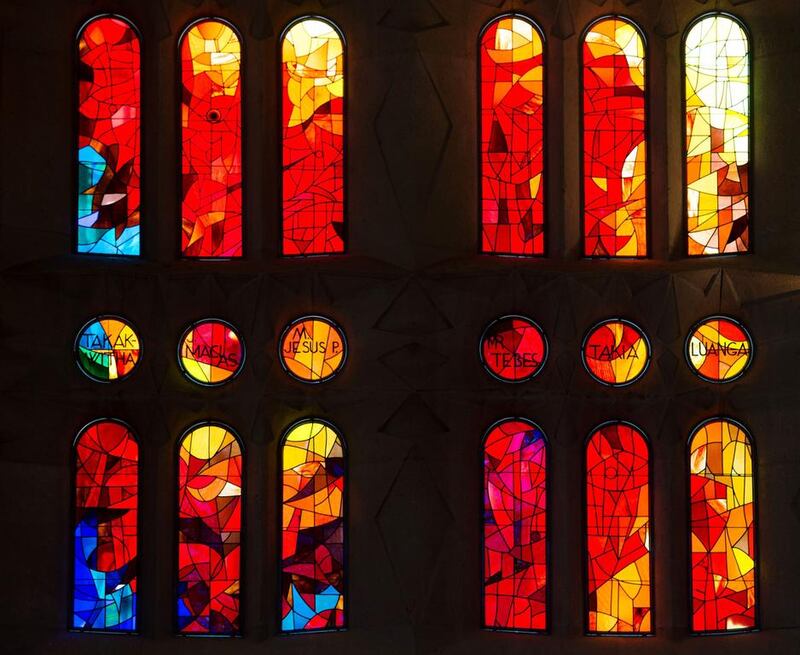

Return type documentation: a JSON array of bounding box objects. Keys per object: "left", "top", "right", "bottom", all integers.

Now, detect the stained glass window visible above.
[
  {"left": 585, "top": 421, "right": 652, "bottom": 634},
  {"left": 281, "top": 17, "right": 345, "bottom": 256},
  {"left": 689, "top": 418, "right": 757, "bottom": 633},
  {"left": 180, "top": 19, "right": 243, "bottom": 258},
  {"left": 685, "top": 316, "right": 753, "bottom": 383},
  {"left": 685, "top": 14, "right": 750, "bottom": 256},
  {"left": 281, "top": 419, "right": 346, "bottom": 631},
  {"left": 483, "top": 418, "right": 548, "bottom": 631},
  {"left": 581, "top": 318, "right": 650, "bottom": 387},
  {"left": 73, "top": 419, "right": 138, "bottom": 632},
  {"left": 582, "top": 17, "right": 647, "bottom": 258},
  {"left": 177, "top": 423, "right": 242, "bottom": 635},
  {"left": 77, "top": 15, "right": 141, "bottom": 256},
  {"left": 479, "top": 14, "right": 545, "bottom": 256},
  {"left": 279, "top": 315, "right": 347, "bottom": 383},
  {"left": 74, "top": 315, "right": 141, "bottom": 382},
  {"left": 480, "top": 315, "right": 548, "bottom": 383},
  {"left": 178, "top": 319, "right": 245, "bottom": 386}
]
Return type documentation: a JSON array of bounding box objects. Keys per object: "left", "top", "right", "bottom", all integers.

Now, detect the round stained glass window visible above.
[
  {"left": 74, "top": 315, "right": 141, "bottom": 382},
  {"left": 480, "top": 315, "right": 548, "bottom": 383},
  {"left": 581, "top": 318, "right": 650, "bottom": 387},
  {"left": 178, "top": 319, "right": 245, "bottom": 386},
  {"left": 685, "top": 316, "right": 753, "bottom": 383},
  {"left": 279, "top": 315, "right": 347, "bottom": 383}
]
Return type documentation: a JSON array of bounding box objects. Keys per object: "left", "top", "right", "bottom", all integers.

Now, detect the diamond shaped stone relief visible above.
[
  {"left": 379, "top": 343, "right": 448, "bottom": 386},
  {"left": 379, "top": 394, "right": 449, "bottom": 440},
  {"left": 374, "top": 279, "right": 453, "bottom": 335},
  {"left": 374, "top": 49, "right": 452, "bottom": 211},
  {"left": 375, "top": 446, "right": 454, "bottom": 617}
]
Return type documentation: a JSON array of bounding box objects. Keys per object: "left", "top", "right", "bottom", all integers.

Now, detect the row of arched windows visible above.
[
  {"left": 483, "top": 416, "right": 758, "bottom": 635},
  {"left": 77, "top": 11, "right": 750, "bottom": 259},
  {"left": 72, "top": 418, "right": 346, "bottom": 635},
  {"left": 72, "top": 413, "right": 757, "bottom": 636}
]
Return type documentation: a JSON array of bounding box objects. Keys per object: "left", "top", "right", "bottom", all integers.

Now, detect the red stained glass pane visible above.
[
  {"left": 582, "top": 17, "right": 647, "bottom": 257},
  {"left": 73, "top": 419, "right": 138, "bottom": 631},
  {"left": 689, "top": 418, "right": 757, "bottom": 633},
  {"left": 180, "top": 20, "right": 243, "bottom": 258},
  {"left": 585, "top": 422, "right": 652, "bottom": 634},
  {"left": 77, "top": 16, "right": 141, "bottom": 256},
  {"left": 483, "top": 419, "right": 548, "bottom": 631},
  {"left": 582, "top": 318, "right": 650, "bottom": 387},
  {"left": 281, "top": 18, "right": 345, "bottom": 256},
  {"left": 480, "top": 315, "right": 548, "bottom": 382},
  {"left": 281, "top": 420, "right": 345, "bottom": 632},
  {"left": 480, "top": 15, "right": 545, "bottom": 255},
  {"left": 178, "top": 319, "right": 245, "bottom": 386},
  {"left": 177, "top": 423, "right": 242, "bottom": 635}
]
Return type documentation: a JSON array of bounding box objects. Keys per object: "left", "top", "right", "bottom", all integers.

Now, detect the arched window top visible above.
[
  {"left": 482, "top": 417, "right": 548, "bottom": 631},
  {"left": 179, "top": 18, "right": 243, "bottom": 258},
  {"left": 585, "top": 421, "right": 652, "bottom": 634},
  {"left": 688, "top": 417, "right": 757, "bottom": 632},
  {"left": 581, "top": 15, "right": 648, "bottom": 258},
  {"left": 76, "top": 15, "right": 141, "bottom": 256},
  {"left": 176, "top": 421, "right": 243, "bottom": 635},
  {"left": 280, "top": 16, "right": 346, "bottom": 256},
  {"left": 72, "top": 419, "right": 139, "bottom": 632},
  {"left": 280, "top": 418, "right": 346, "bottom": 632},
  {"left": 684, "top": 13, "right": 751, "bottom": 256},
  {"left": 479, "top": 13, "right": 546, "bottom": 257}
]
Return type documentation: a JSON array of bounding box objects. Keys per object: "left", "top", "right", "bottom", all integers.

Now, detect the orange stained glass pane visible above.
[
  {"left": 585, "top": 422, "right": 652, "bottom": 634},
  {"left": 279, "top": 315, "right": 347, "bottom": 383},
  {"left": 281, "top": 420, "right": 345, "bottom": 632},
  {"left": 689, "top": 418, "right": 757, "bottom": 632},
  {"left": 281, "top": 18, "right": 345, "bottom": 255},
  {"left": 685, "top": 14, "right": 750, "bottom": 255},
  {"left": 686, "top": 316, "right": 753, "bottom": 383},
  {"left": 582, "top": 17, "right": 647, "bottom": 257}
]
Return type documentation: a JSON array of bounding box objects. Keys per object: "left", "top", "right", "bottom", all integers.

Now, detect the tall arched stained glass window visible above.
[
  {"left": 281, "top": 17, "right": 345, "bottom": 256},
  {"left": 177, "top": 422, "right": 242, "bottom": 635},
  {"left": 582, "top": 17, "right": 648, "bottom": 258},
  {"left": 76, "top": 15, "right": 141, "bottom": 256},
  {"left": 685, "top": 14, "right": 751, "bottom": 256},
  {"left": 479, "top": 14, "right": 545, "bottom": 256},
  {"left": 585, "top": 421, "right": 652, "bottom": 634},
  {"left": 180, "top": 19, "right": 243, "bottom": 258},
  {"left": 689, "top": 418, "right": 757, "bottom": 633},
  {"left": 483, "top": 418, "right": 548, "bottom": 631},
  {"left": 281, "top": 419, "right": 346, "bottom": 632},
  {"left": 72, "top": 419, "right": 139, "bottom": 632}
]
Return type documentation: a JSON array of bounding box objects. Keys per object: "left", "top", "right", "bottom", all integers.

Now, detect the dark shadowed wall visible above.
[{"left": 1, "top": 0, "right": 799, "bottom": 653}]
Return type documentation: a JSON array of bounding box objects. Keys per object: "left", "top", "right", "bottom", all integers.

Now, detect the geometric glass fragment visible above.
[
  {"left": 685, "top": 14, "right": 750, "bottom": 256},
  {"left": 178, "top": 319, "right": 245, "bottom": 386},
  {"left": 685, "top": 315, "right": 753, "bottom": 383},
  {"left": 581, "top": 318, "right": 650, "bottom": 387},
  {"left": 72, "top": 419, "right": 139, "bottom": 632},
  {"left": 479, "top": 14, "right": 546, "bottom": 256},
  {"left": 585, "top": 421, "right": 652, "bottom": 634},
  {"left": 74, "top": 315, "right": 141, "bottom": 382},
  {"left": 177, "top": 422, "right": 242, "bottom": 635},
  {"left": 483, "top": 418, "right": 548, "bottom": 631},
  {"left": 281, "top": 419, "right": 346, "bottom": 632},
  {"left": 480, "top": 315, "right": 548, "bottom": 382},
  {"left": 76, "top": 16, "right": 141, "bottom": 256},
  {"left": 689, "top": 417, "right": 757, "bottom": 633},
  {"left": 582, "top": 17, "right": 648, "bottom": 257},
  {"left": 279, "top": 315, "right": 347, "bottom": 383},
  {"left": 180, "top": 19, "right": 243, "bottom": 258},
  {"left": 281, "top": 17, "right": 345, "bottom": 255}
]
